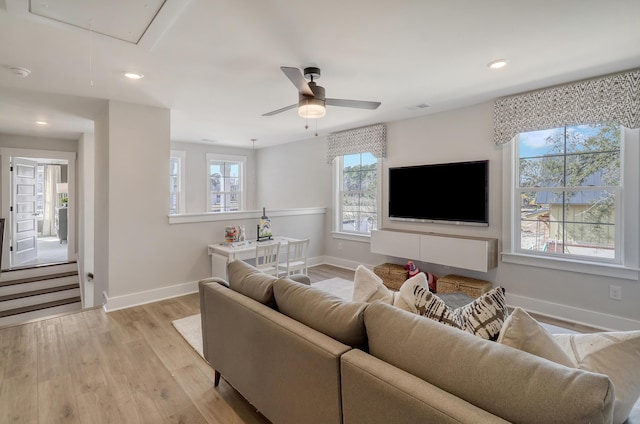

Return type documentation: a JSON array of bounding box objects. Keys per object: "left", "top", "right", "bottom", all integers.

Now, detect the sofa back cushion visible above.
[
  {"left": 228, "top": 259, "right": 278, "bottom": 307},
  {"left": 364, "top": 302, "right": 615, "bottom": 424},
  {"left": 274, "top": 279, "right": 368, "bottom": 348}
]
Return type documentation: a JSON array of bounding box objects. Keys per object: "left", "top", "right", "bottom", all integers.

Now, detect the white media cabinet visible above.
[{"left": 370, "top": 229, "right": 498, "bottom": 273}]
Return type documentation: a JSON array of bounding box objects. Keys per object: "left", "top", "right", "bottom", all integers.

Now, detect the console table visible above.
[
  {"left": 207, "top": 236, "right": 299, "bottom": 279},
  {"left": 371, "top": 229, "right": 498, "bottom": 272}
]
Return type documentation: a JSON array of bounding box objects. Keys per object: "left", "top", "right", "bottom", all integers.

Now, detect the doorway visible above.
[{"left": 1, "top": 148, "right": 76, "bottom": 270}]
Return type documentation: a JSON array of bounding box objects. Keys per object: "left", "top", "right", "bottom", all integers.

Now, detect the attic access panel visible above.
[{"left": 29, "top": 0, "right": 167, "bottom": 44}]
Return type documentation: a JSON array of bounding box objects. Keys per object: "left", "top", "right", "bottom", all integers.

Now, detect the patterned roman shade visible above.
[
  {"left": 494, "top": 68, "right": 640, "bottom": 145},
  {"left": 327, "top": 124, "right": 386, "bottom": 163}
]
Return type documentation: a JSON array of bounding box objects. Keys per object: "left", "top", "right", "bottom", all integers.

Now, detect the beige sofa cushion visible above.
[
  {"left": 228, "top": 259, "right": 278, "bottom": 306},
  {"left": 497, "top": 307, "right": 575, "bottom": 367},
  {"left": 352, "top": 265, "right": 394, "bottom": 304},
  {"left": 498, "top": 307, "right": 640, "bottom": 424},
  {"left": 274, "top": 278, "right": 368, "bottom": 348},
  {"left": 364, "top": 301, "right": 615, "bottom": 424},
  {"left": 555, "top": 331, "right": 640, "bottom": 424}
]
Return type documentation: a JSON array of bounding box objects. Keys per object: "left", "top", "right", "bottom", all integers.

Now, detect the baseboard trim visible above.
[
  {"left": 103, "top": 280, "right": 199, "bottom": 312},
  {"left": 507, "top": 293, "right": 640, "bottom": 331},
  {"left": 321, "top": 255, "right": 373, "bottom": 271}
]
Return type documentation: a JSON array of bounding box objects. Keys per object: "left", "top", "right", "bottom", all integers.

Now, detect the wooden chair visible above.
[
  {"left": 255, "top": 242, "right": 280, "bottom": 276},
  {"left": 278, "top": 238, "right": 310, "bottom": 277}
]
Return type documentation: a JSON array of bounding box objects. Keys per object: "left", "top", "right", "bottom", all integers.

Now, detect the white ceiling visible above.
[{"left": 1, "top": 0, "right": 639, "bottom": 149}]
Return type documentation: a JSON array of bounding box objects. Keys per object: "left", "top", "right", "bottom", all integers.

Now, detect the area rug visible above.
[
  {"left": 310, "top": 277, "right": 353, "bottom": 300},
  {"left": 171, "top": 314, "right": 204, "bottom": 358}
]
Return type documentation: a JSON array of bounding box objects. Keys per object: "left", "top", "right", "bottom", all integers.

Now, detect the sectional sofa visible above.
[{"left": 198, "top": 259, "right": 639, "bottom": 424}]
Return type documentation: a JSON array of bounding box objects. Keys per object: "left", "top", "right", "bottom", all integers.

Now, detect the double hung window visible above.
[
  {"left": 335, "top": 152, "right": 380, "bottom": 236},
  {"left": 206, "top": 153, "right": 246, "bottom": 212},
  {"left": 169, "top": 150, "right": 185, "bottom": 215},
  {"left": 516, "top": 124, "right": 621, "bottom": 262}
]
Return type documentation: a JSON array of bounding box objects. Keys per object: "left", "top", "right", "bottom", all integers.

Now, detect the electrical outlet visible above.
[{"left": 609, "top": 285, "right": 622, "bottom": 300}]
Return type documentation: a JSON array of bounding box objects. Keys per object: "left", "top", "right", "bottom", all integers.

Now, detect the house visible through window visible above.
[
  {"left": 336, "top": 152, "right": 379, "bottom": 235},
  {"left": 169, "top": 150, "right": 185, "bottom": 215},
  {"left": 207, "top": 153, "right": 246, "bottom": 212},
  {"left": 515, "top": 123, "right": 621, "bottom": 262}
]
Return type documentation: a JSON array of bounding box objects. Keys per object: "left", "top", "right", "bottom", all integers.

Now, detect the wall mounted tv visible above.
[{"left": 388, "top": 160, "right": 489, "bottom": 226}]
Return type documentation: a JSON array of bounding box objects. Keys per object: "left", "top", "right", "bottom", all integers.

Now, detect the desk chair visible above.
[
  {"left": 278, "top": 238, "right": 310, "bottom": 277},
  {"left": 255, "top": 242, "right": 281, "bottom": 276}
]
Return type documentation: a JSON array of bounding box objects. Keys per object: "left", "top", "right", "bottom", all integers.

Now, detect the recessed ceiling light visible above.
[
  {"left": 488, "top": 59, "right": 508, "bottom": 70},
  {"left": 35, "top": 121, "right": 48, "bottom": 125},
  {"left": 124, "top": 72, "right": 144, "bottom": 79}
]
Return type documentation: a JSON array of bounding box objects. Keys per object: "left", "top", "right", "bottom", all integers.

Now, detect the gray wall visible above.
[{"left": 256, "top": 101, "right": 640, "bottom": 330}]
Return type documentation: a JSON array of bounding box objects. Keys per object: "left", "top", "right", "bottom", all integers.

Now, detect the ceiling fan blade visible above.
[
  {"left": 281, "top": 67, "right": 314, "bottom": 97},
  {"left": 326, "top": 98, "right": 381, "bottom": 110},
  {"left": 262, "top": 103, "right": 298, "bottom": 116}
]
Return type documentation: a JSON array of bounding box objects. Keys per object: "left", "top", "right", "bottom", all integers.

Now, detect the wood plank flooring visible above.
[
  {"left": 0, "top": 263, "right": 599, "bottom": 424},
  {"left": 0, "top": 264, "right": 354, "bottom": 424}
]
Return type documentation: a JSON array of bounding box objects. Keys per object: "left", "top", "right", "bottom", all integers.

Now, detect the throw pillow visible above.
[
  {"left": 399, "top": 275, "right": 509, "bottom": 340},
  {"left": 497, "top": 307, "right": 574, "bottom": 367},
  {"left": 351, "top": 265, "right": 394, "bottom": 304},
  {"left": 554, "top": 330, "right": 640, "bottom": 424}
]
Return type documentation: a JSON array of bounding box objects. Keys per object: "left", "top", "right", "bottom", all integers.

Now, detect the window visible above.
[
  {"left": 516, "top": 124, "right": 620, "bottom": 262},
  {"left": 335, "top": 152, "right": 380, "bottom": 235},
  {"left": 504, "top": 123, "right": 640, "bottom": 277},
  {"left": 206, "top": 153, "right": 246, "bottom": 212},
  {"left": 169, "top": 151, "right": 185, "bottom": 215}
]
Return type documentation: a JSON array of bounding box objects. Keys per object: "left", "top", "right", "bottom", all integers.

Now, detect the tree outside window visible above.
[
  {"left": 339, "top": 152, "right": 378, "bottom": 235},
  {"left": 517, "top": 123, "right": 620, "bottom": 261},
  {"left": 207, "top": 153, "right": 246, "bottom": 213}
]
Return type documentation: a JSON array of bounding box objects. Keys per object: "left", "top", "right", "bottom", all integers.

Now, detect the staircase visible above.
[{"left": 0, "top": 262, "right": 82, "bottom": 327}]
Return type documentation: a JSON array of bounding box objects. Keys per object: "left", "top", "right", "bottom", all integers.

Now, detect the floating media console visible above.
[{"left": 370, "top": 229, "right": 498, "bottom": 273}]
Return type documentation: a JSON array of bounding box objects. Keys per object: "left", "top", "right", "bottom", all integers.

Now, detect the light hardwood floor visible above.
[
  {"left": 0, "top": 264, "right": 353, "bottom": 424},
  {"left": 0, "top": 264, "right": 599, "bottom": 424}
]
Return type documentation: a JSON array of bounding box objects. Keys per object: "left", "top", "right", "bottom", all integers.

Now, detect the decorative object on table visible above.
[
  {"left": 225, "top": 226, "right": 239, "bottom": 243},
  {"left": 257, "top": 207, "right": 272, "bottom": 241},
  {"left": 237, "top": 225, "right": 246, "bottom": 242}
]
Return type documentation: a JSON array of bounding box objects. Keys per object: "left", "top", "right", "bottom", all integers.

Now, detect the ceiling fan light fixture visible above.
[
  {"left": 488, "top": 59, "right": 508, "bottom": 70},
  {"left": 298, "top": 98, "right": 326, "bottom": 119},
  {"left": 124, "top": 72, "right": 144, "bottom": 80}
]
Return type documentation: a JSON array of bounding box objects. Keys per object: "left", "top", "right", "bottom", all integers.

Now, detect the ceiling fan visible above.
[{"left": 262, "top": 66, "right": 381, "bottom": 119}]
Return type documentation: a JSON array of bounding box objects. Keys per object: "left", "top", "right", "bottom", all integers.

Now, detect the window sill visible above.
[
  {"left": 501, "top": 252, "right": 640, "bottom": 280},
  {"left": 331, "top": 232, "right": 371, "bottom": 243}
]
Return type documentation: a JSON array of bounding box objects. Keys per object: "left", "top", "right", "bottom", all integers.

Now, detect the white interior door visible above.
[{"left": 11, "top": 157, "right": 39, "bottom": 266}]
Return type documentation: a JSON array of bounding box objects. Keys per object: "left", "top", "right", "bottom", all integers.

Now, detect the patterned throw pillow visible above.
[{"left": 400, "top": 277, "right": 508, "bottom": 340}]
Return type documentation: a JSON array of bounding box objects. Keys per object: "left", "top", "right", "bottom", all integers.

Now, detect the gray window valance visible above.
[
  {"left": 494, "top": 68, "right": 640, "bottom": 145},
  {"left": 327, "top": 123, "right": 386, "bottom": 163}
]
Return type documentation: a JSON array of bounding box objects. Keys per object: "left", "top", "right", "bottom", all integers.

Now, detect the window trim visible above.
[
  {"left": 170, "top": 150, "right": 186, "bottom": 215},
  {"left": 205, "top": 153, "right": 247, "bottom": 213},
  {"left": 332, "top": 153, "right": 382, "bottom": 237},
  {"left": 501, "top": 126, "right": 640, "bottom": 280}
]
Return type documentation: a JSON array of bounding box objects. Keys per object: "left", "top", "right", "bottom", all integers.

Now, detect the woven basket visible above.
[
  {"left": 373, "top": 263, "right": 408, "bottom": 291},
  {"left": 437, "top": 274, "right": 492, "bottom": 298}
]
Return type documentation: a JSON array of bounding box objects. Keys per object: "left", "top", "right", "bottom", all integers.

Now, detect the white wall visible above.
[
  {"left": 171, "top": 141, "right": 257, "bottom": 213},
  {"left": 257, "top": 102, "right": 640, "bottom": 330}
]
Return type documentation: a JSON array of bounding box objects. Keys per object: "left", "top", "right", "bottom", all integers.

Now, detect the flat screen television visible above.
[{"left": 388, "top": 160, "right": 489, "bottom": 226}]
